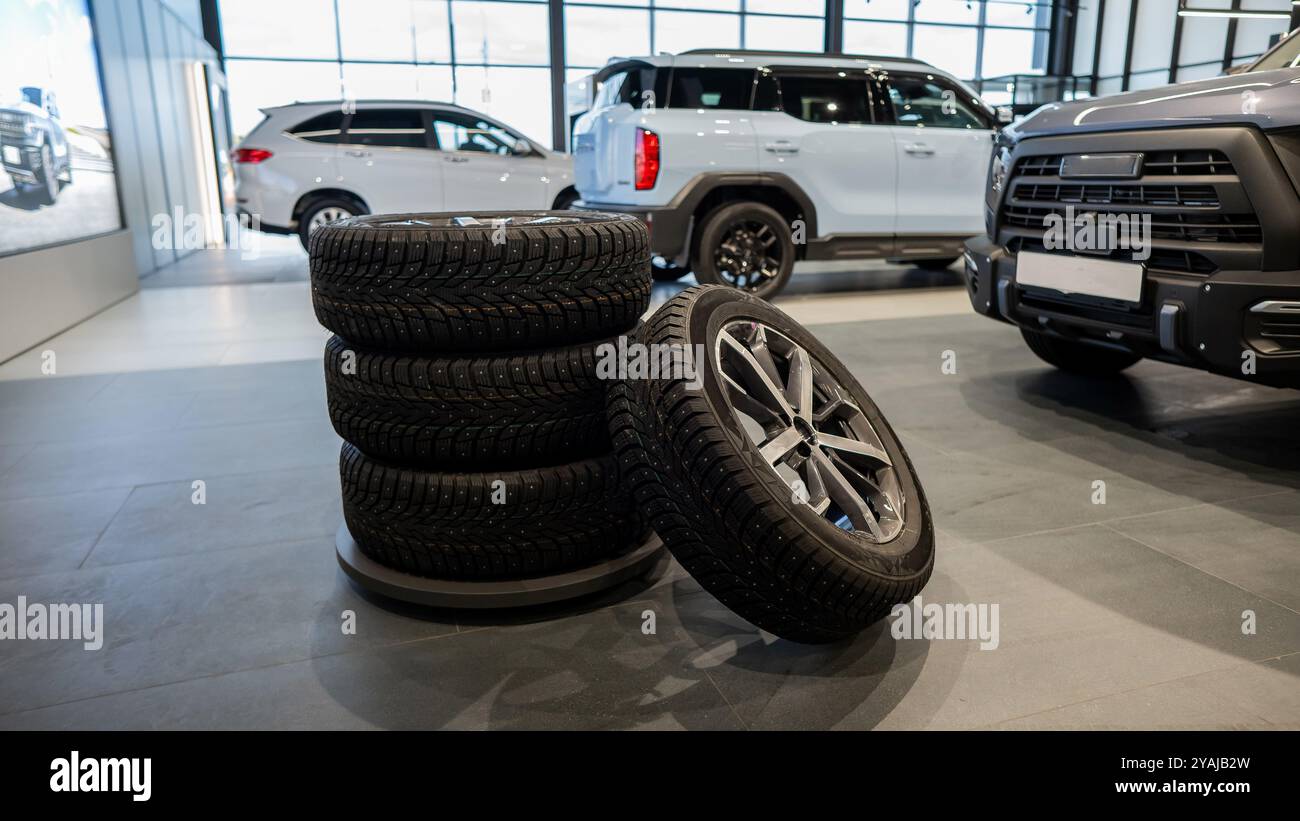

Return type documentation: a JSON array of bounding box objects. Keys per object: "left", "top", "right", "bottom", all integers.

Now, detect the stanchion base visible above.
[{"left": 335, "top": 524, "right": 667, "bottom": 609}]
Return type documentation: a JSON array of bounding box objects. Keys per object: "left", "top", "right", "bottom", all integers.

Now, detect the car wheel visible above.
[
  {"left": 59, "top": 161, "right": 72, "bottom": 187},
  {"left": 1020, "top": 328, "right": 1142, "bottom": 376},
  {"left": 324, "top": 333, "right": 616, "bottom": 468},
  {"left": 340, "top": 442, "right": 642, "bottom": 580},
  {"left": 298, "top": 198, "right": 358, "bottom": 250},
  {"left": 651, "top": 258, "right": 689, "bottom": 282},
  {"left": 608, "top": 285, "right": 934, "bottom": 643},
  {"left": 913, "top": 257, "right": 959, "bottom": 271},
  {"left": 693, "top": 202, "right": 795, "bottom": 300},
  {"left": 37, "top": 144, "right": 57, "bottom": 205},
  {"left": 309, "top": 211, "right": 649, "bottom": 352}
]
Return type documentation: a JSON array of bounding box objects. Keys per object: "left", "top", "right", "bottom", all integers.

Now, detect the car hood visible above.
[{"left": 1008, "top": 68, "right": 1300, "bottom": 141}]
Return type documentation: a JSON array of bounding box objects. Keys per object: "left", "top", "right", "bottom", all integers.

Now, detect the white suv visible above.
[
  {"left": 573, "top": 50, "right": 1001, "bottom": 297},
  {"left": 234, "top": 100, "right": 577, "bottom": 248}
]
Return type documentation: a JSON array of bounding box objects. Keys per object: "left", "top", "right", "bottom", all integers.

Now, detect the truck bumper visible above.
[{"left": 965, "top": 236, "right": 1300, "bottom": 388}]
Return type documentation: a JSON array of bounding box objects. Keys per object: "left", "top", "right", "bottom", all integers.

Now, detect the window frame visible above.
[
  {"left": 338, "top": 107, "right": 438, "bottom": 151},
  {"left": 879, "top": 71, "right": 996, "bottom": 130},
  {"left": 762, "top": 65, "right": 889, "bottom": 125},
  {"left": 429, "top": 108, "right": 538, "bottom": 157}
]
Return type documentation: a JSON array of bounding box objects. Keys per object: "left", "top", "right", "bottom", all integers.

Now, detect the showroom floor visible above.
[{"left": 1, "top": 256, "right": 1297, "bottom": 729}]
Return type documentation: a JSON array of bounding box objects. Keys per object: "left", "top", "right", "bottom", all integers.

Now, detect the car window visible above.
[
  {"left": 668, "top": 68, "right": 753, "bottom": 110},
  {"left": 887, "top": 76, "right": 986, "bottom": 129},
  {"left": 288, "top": 112, "right": 347, "bottom": 143},
  {"left": 597, "top": 68, "right": 657, "bottom": 109},
  {"left": 776, "top": 74, "right": 873, "bottom": 124},
  {"left": 343, "top": 108, "right": 428, "bottom": 148},
  {"left": 432, "top": 112, "right": 520, "bottom": 155}
]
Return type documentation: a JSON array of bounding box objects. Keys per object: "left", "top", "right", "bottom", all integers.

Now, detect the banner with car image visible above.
[{"left": 0, "top": 0, "right": 122, "bottom": 257}]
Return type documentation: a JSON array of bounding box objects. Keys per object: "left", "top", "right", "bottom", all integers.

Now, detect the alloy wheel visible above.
[
  {"left": 714, "top": 319, "right": 905, "bottom": 542},
  {"left": 713, "top": 219, "right": 783, "bottom": 291},
  {"left": 309, "top": 206, "right": 353, "bottom": 233}
]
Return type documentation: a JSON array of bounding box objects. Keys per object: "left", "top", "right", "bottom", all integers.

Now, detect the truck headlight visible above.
[{"left": 990, "top": 146, "right": 1011, "bottom": 194}]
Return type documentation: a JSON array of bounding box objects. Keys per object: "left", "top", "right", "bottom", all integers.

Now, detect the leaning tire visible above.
[
  {"left": 340, "top": 443, "right": 640, "bottom": 579},
  {"left": 692, "top": 201, "right": 795, "bottom": 300},
  {"left": 1020, "top": 328, "right": 1141, "bottom": 375},
  {"left": 309, "top": 211, "right": 650, "bottom": 352},
  {"left": 608, "top": 285, "right": 933, "bottom": 643},
  {"left": 324, "top": 334, "right": 614, "bottom": 468}
]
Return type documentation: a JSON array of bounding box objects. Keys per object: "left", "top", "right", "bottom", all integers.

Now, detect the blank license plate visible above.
[
  {"left": 2, "top": 145, "right": 19, "bottom": 165},
  {"left": 1017, "top": 251, "right": 1144, "bottom": 304}
]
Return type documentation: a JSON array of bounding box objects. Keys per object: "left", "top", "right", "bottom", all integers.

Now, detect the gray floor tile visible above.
[
  {"left": 0, "top": 392, "right": 195, "bottom": 446},
  {"left": 0, "top": 537, "right": 454, "bottom": 715},
  {"left": 1106, "top": 491, "right": 1300, "bottom": 611},
  {"left": 86, "top": 466, "right": 343, "bottom": 566},
  {"left": 0, "top": 487, "right": 131, "bottom": 578},
  {"left": 0, "top": 374, "right": 115, "bottom": 409}
]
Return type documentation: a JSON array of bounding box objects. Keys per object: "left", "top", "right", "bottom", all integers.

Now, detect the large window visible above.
[
  {"left": 842, "top": 0, "right": 1052, "bottom": 83},
  {"left": 220, "top": 0, "right": 552, "bottom": 143}
]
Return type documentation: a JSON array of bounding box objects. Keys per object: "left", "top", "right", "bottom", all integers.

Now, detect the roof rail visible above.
[{"left": 678, "top": 48, "right": 928, "bottom": 65}]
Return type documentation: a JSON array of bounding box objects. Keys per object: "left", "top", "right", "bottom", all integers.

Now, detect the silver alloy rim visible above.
[
  {"left": 714, "top": 320, "right": 905, "bottom": 542},
  {"left": 714, "top": 219, "right": 781, "bottom": 291},
  {"left": 309, "top": 206, "right": 352, "bottom": 233}
]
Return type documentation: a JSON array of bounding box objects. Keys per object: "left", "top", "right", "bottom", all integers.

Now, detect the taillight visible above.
[
  {"left": 634, "top": 128, "right": 659, "bottom": 190},
  {"left": 233, "top": 148, "right": 273, "bottom": 164}
]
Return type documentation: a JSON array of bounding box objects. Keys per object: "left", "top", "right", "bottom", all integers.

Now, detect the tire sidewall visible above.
[
  {"left": 683, "top": 287, "right": 932, "bottom": 577},
  {"left": 694, "top": 202, "right": 795, "bottom": 300}
]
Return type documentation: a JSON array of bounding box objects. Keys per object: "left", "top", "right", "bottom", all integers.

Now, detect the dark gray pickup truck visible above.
[
  {"left": 0, "top": 87, "right": 73, "bottom": 205},
  {"left": 965, "top": 34, "right": 1300, "bottom": 388}
]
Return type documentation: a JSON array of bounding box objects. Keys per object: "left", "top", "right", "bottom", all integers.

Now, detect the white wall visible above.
[
  {"left": 1071, "top": 0, "right": 1292, "bottom": 88},
  {"left": 0, "top": 0, "right": 225, "bottom": 363}
]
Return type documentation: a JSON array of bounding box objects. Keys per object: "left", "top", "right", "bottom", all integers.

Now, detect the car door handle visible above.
[
  {"left": 443, "top": 155, "right": 469, "bottom": 163},
  {"left": 345, "top": 150, "right": 372, "bottom": 158},
  {"left": 764, "top": 142, "right": 799, "bottom": 154},
  {"left": 904, "top": 143, "right": 935, "bottom": 156}
]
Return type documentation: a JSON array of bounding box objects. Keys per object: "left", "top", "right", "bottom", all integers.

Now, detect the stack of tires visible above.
[{"left": 309, "top": 212, "right": 651, "bottom": 581}]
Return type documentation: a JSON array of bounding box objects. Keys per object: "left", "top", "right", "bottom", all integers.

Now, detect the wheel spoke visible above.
[
  {"left": 720, "top": 371, "right": 781, "bottom": 424},
  {"left": 800, "top": 458, "right": 831, "bottom": 514},
  {"left": 718, "top": 333, "right": 793, "bottom": 418},
  {"left": 785, "top": 346, "right": 814, "bottom": 418},
  {"left": 759, "top": 426, "right": 802, "bottom": 465},
  {"left": 818, "top": 433, "right": 891, "bottom": 469},
  {"left": 810, "top": 449, "right": 883, "bottom": 539},
  {"left": 748, "top": 326, "right": 784, "bottom": 386}
]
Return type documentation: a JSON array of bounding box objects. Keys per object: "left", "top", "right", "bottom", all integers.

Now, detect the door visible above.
[
  {"left": 430, "top": 111, "right": 547, "bottom": 211},
  {"left": 885, "top": 74, "right": 994, "bottom": 237},
  {"left": 751, "top": 68, "right": 896, "bottom": 237},
  {"left": 336, "top": 107, "right": 442, "bottom": 213}
]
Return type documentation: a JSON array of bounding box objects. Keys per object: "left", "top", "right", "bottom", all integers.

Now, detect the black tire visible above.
[
  {"left": 692, "top": 201, "right": 795, "bottom": 300},
  {"left": 298, "top": 197, "right": 362, "bottom": 250},
  {"left": 912, "top": 257, "right": 959, "bottom": 271},
  {"left": 37, "top": 144, "right": 57, "bottom": 205},
  {"left": 651, "top": 259, "right": 689, "bottom": 282},
  {"left": 1020, "top": 328, "right": 1141, "bottom": 375},
  {"left": 324, "top": 333, "right": 615, "bottom": 468},
  {"left": 340, "top": 442, "right": 640, "bottom": 579},
  {"left": 608, "top": 285, "right": 934, "bottom": 643},
  {"left": 59, "top": 160, "right": 73, "bottom": 186},
  {"left": 309, "top": 211, "right": 650, "bottom": 353}
]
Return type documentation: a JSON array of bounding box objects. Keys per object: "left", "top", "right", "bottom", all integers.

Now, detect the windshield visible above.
[
  {"left": 20, "top": 87, "right": 41, "bottom": 106},
  {"left": 1250, "top": 32, "right": 1300, "bottom": 72}
]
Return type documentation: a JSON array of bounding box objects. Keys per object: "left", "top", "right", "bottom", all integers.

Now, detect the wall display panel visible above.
[{"left": 0, "top": 0, "right": 123, "bottom": 257}]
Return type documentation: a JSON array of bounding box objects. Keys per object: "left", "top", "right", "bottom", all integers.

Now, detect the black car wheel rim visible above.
[
  {"left": 714, "top": 320, "right": 905, "bottom": 542},
  {"left": 714, "top": 219, "right": 783, "bottom": 291}
]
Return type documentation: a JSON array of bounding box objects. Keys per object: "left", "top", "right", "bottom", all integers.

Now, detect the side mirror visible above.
[
  {"left": 997, "top": 106, "right": 1014, "bottom": 124},
  {"left": 513, "top": 138, "right": 533, "bottom": 156}
]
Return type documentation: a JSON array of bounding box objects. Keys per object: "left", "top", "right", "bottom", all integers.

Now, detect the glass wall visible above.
[
  {"left": 220, "top": 0, "right": 552, "bottom": 143},
  {"left": 220, "top": 0, "right": 1051, "bottom": 147},
  {"left": 842, "top": 0, "right": 1051, "bottom": 83}
]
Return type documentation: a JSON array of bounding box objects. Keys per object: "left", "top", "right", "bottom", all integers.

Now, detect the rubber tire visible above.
[
  {"left": 340, "top": 442, "right": 640, "bottom": 580},
  {"left": 608, "top": 285, "right": 934, "bottom": 643},
  {"left": 552, "top": 188, "right": 579, "bottom": 210},
  {"left": 1020, "top": 328, "right": 1141, "bottom": 376},
  {"left": 324, "top": 333, "right": 614, "bottom": 468},
  {"left": 692, "top": 202, "right": 795, "bottom": 300},
  {"left": 37, "top": 144, "right": 57, "bottom": 205},
  {"left": 651, "top": 259, "right": 689, "bottom": 282},
  {"left": 913, "top": 257, "right": 959, "bottom": 271},
  {"left": 309, "top": 211, "right": 650, "bottom": 353},
  {"left": 298, "top": 197, "right": 360, "bottom": 251}
]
